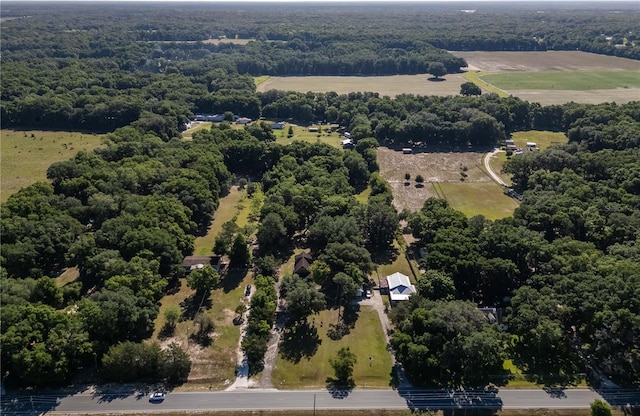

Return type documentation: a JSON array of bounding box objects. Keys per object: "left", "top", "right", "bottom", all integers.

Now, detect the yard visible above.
[
  {"left": 154, "top": 185, "right": 258, "bottom": 390},
  {"left": 272, "top": 306, "right": 393, "bottom": 389}
]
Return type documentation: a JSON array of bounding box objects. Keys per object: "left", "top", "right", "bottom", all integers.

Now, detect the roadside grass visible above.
[
  {"left": 438, "top": 182, "right": 519, "bottom": 220},
  {"left": 480, "top": 70, "right": 640, "bottom": 90},
  {"left": 0, "top": 129, "right": 104, "bottom": 201},
  {"left": 272, "top": 306, "right": 392, "bottom": 389},
  {"left": 461, "top": 71, "right": 509, "bottom": 97},
  {"left": 510, "top": 131, "right": 568, "bottom": 150}
]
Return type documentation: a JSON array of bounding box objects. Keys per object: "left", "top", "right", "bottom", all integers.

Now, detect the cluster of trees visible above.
[{"left": 242, "top": 275, "right": 277, "bottom": 373}]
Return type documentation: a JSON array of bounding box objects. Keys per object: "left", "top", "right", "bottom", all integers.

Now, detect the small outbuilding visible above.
[{"left": 386, "top": 272, "right": 416, "bottom": 302}]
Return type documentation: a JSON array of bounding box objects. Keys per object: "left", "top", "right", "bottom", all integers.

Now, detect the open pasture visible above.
[
  {"left": 481, "top": 70, "right": 640, "bottom": 91},
  {"left": 510, "top": 131, "right": 568, "bottom": 150},
  {"left": 453, "top": 51, "right": 640, "bottom": 72},
  {"left": 0, "top": 129, "right": 104, "bottom": 201},
  {"left": 257, "top": 74, "right": 466, "bottom": 97},
  {"left": 454, "top": 51, "right": 640, "bottom": 105}
]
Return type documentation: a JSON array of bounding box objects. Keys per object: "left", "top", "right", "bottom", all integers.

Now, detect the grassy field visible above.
[
  {"left": 438, "top": 182, "right": 520, "bottom": 220},
  {"left": 272, "top": 306, "right": 393, "bottom": 389},
  {"left": 254, "top": 75, "right": 271, "bottom": 87},
  {"left": 510, "top": 131, "right": 568, "bottom": 150},
  {"left": 182, "top": 122, "right": 212, "bottom": 139},
  {"left": 193, "top": 187, "right": 247, "bottom": 256},
  {"left": 0, "top": 129, "right": 104, "bottom": 201},
  {"left": 257, "top": 74, "right": 467, "bottom": 97},
  {"left": 480, "top": 70, "right": 640, "bottom": 91}
]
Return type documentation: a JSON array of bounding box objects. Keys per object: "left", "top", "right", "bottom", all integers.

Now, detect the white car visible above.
[
  {"left": 365, "top": 290, "right": 372, "bottom": 299},
  {"left": 149, "top": 392, "right": 165, "bottom": 402}
]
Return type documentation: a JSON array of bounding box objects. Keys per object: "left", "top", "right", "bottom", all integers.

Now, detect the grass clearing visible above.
[
  {"left": 438, "top": 182, "right": 519, "bottom": 220},
  {"left": 375, "top": 239, "right": 417, "bottom": 284},
  {"left": 274, "top": 125, "right": 343, "bottom": 148},
  {"left": 0, "top": 129, "right": 104, "bottom": 201},
  {"left": 510, "top": 131, "right": 568, "bottom": 150},
  {"left": 193, "top": 187, "right": 246, "bottom": 256},
  {"left": 272, "top": 306, "right": 393, "bottom": 389},
  {"left": 480, "top": 70, "right": 640, "bottom": 91}
]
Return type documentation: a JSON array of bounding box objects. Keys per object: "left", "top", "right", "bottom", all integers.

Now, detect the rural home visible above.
[
  {"left": 505, "top": 139, "right": 517, "bottom": 150},
  {"left": 271, "top": 121, "right": 286, "bottom": 130},
  {"left": 308, "top": 127, "right": 319, "bottom": 132},
  {"left": 182, "top": 255, "right": 222, "bottom": 273},
  {"left": 386, "top": 272, "right": 416, "bottom": 302},
  {"left": 236, "top": 117, "right": 252, "bottom": 125},
  {"left": 293, "top": 252, "right": 313, "bottom": 278},
  {"left": 402, "top": 148, "right": 412, "bottom": 154}
]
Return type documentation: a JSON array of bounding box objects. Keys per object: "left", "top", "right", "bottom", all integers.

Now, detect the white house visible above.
[{"left": 386, "top": 272, "right": 416, "bottom": 301}]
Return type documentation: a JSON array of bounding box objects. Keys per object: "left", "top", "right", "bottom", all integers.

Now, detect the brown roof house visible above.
[
  {"left": 182, "top": 255, "right": 222, "bottom": 273},
  {"left": 293, "top": 252, "right": 313, "bottom": 278}
]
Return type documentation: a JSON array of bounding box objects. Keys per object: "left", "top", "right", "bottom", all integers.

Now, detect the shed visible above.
[
  {"left": 236, "top": 117, "right": 252, "bottom": 125},
  {"left": 402, "top": 148, "right": 412, "bottom": 154},
  {"left": 386, "top": 272, "right": 416, "bottom": 302}
]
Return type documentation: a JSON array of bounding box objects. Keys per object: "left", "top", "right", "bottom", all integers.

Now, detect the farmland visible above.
[
  {"left": 258, "top": 51, "right": 639, "bottom": 106},
  {"left": 257, "top": 74, "right": 467, "bottom": 97}
]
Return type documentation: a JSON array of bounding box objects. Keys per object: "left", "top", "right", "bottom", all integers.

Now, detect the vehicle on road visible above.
[
  {"left": 245, "top": 285, "right": 252, "bottom": 296},
  {"left": 365, "top": 290, "right": 372, "bottom": 298},
  {"left": 149, "top": 392, "right": 165, "bottom": 402}
]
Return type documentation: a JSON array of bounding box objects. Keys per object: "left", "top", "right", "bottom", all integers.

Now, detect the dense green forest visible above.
[{"left": 1, "top": 1, "right": 639, "bottom": 391}]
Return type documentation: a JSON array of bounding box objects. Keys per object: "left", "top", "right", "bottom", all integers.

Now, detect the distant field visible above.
[
  {"left": 454, "top": 51, "right": 640, "bottom": 105},
  {"left": 257, "top": 74, "right": 466, "bottom": 97},
  {"left": 480, "top": 70, "right": 640, "bottom": 91},
  {"left": 454, "top": 51, "right": 640, "bottom": 72},
  {"left": 0, "top": 129, "right": 104, "bottom": 201},
  {"left": 274, "top": 124, "right": 343, "bottom": 148}
]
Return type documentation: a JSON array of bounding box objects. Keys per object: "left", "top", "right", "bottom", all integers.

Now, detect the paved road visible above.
[{"left": 3, "top": 388, "right": 639, "bottom": 415}]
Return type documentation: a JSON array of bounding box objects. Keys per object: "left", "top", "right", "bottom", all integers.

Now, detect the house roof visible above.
[
  {"left": 294, "top": 252, "right": 313, "bottom": 275},
  {"left": 182, "top": 256, "right": 221, "bottom": 271},
  {"left": 386, "top": 272, "right": 416, "bottom": 301}
]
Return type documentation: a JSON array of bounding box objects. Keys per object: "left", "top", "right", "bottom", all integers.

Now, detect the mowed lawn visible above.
[
  {"left": 1, "top": 129, "right": 104, "bottom": 201},
  {"left": 480, "top": 70, "right": 640, "bottom": 91},
  {"left": 438, "top": 182, "right": 519, "bottom": 220},
  {"left": 272, "top": 306, "right": 393, "bottom": 389},
  {"left": 274, "top": 124, "right": 343, "bottom": 148}
]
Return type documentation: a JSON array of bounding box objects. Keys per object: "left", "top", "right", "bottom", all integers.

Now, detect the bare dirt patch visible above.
[
  {"left": 257, "top": 74, "right": 466, "bottom": 97},
  {"left": 453, "top": 51, "right": 640, "bottom": 72},
  {"left": 377, "top": 147, "right": 491, "bottom": 213}
]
